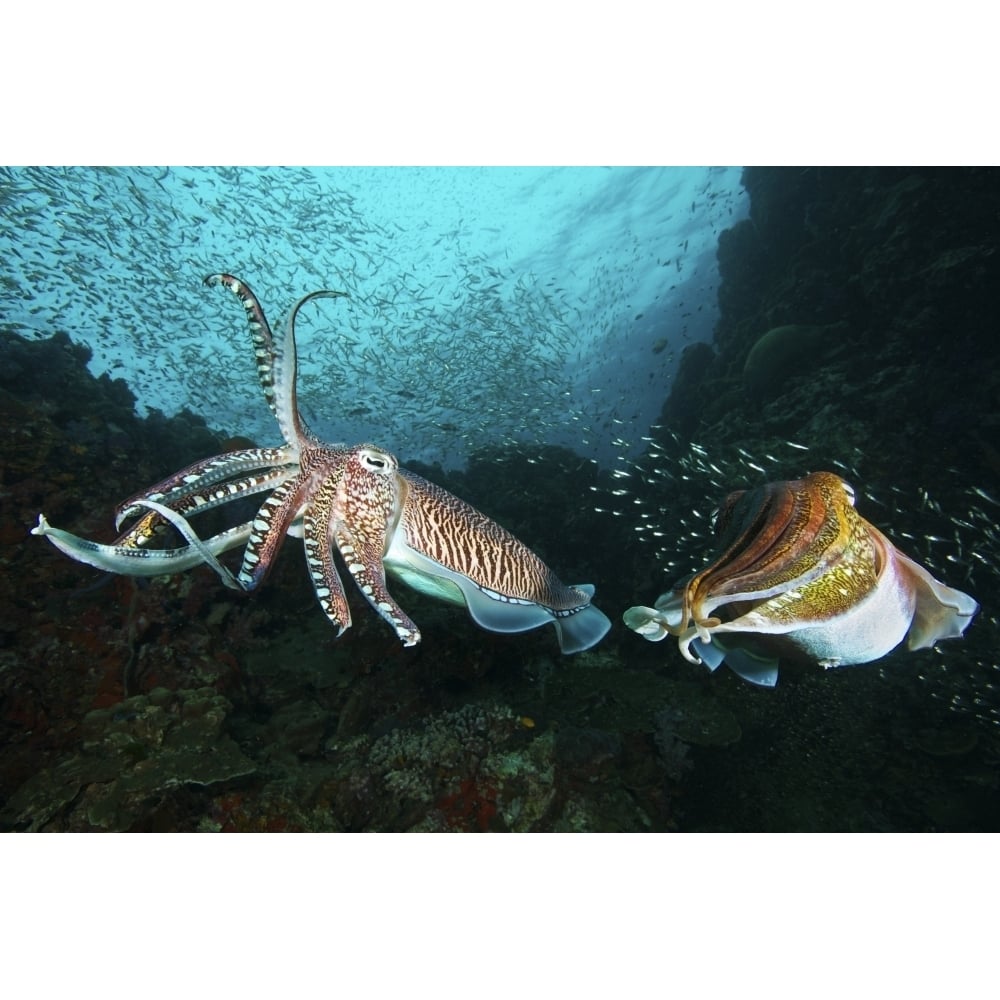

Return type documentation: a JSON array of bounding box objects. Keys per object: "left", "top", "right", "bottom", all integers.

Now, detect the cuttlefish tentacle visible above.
[
  {"left": 301, "top": 480, "right": 353, "bottom": 637},
  {"left": 204, "top": 274, "right": 283, "bottom": 423},
  {"left": 668, "top": 477, "right": 843, "bottom": 663},
  {"left": 112, "top": 447, "right": 298, "bottom": 555},
  {"left": 125, "top": 499, "right": 242, "bottom": 589},
  {"left": 115, "top": 467, "right": 298, "bottom": 548},
  {"left": 116, "top": 446, "right": 297, "bottom": 516},
  {"left": 32, "top": 513, "right": 252, "bottom": 579},
  {"left": 670, "top": 474, "right": 855, "bottom": 661},
  {"left": 237, "top": 473, "right": 315, "bottom": 591},
  {"left": 275, "top": 288, "right": 349, "bottom": 445},
  {"left": 206, "top": 273, "right": 347, "bottom": 448}
]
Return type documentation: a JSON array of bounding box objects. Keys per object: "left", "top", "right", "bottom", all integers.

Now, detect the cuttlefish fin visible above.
[
  {"left": 623, "top": 600, "right": 779, "bottom": 685},
  {"left": 554, "top": 586, "right": 613, "bottom": 655},
  {"left": 689, "top": 636, "right": 726, "bottom": 671},
  {"left": 894, "top": 550, "right": 979, "bottom": 650},
  {"left": 698, "top": 638, "right": 779, "bottom": 687}
]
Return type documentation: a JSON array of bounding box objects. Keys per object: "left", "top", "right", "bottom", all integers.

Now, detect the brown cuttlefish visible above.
[{"left": 624, "top": 471, "right": 979, "bottom": 686}]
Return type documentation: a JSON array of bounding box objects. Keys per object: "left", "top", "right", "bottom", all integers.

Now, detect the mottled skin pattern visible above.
[
  {"left": 33, "top": 272, "right": 608, "bottom": 650},
  {"left": 332, "top": 447, "right": 419, "bottom": 645}
]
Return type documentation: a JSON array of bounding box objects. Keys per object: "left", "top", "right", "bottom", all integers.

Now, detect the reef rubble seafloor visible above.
[{"left": 3, "top": 167, "right": 1000, "bottom": 832}]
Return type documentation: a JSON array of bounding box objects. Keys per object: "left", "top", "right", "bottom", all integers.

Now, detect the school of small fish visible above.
[{"left": 0, "top": 166, "right": 746, "bottom": 470}]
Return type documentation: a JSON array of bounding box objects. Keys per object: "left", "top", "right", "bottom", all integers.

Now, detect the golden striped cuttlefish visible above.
[{"left": 623, "top": 471, "right": 979, "bottom": 686}]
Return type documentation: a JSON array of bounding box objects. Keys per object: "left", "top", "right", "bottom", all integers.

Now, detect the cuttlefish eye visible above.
[{"left": 359, "top": 448, "right": 394, "bottom": 473}]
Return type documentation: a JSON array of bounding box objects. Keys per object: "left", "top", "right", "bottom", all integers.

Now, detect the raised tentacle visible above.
[
  {"left": 204, "top": 274, "right": 284, "bottom": 425},
  {"left": 273, "top": 287, "right": 350, "bottom": 446},
  {"left": 206, "top": 273, "right": 348, "bottom": 448}
]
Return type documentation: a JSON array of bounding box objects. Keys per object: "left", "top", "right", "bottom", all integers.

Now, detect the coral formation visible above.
[{"left": 2, "top": 688, "right": 255, "bottom": 831}]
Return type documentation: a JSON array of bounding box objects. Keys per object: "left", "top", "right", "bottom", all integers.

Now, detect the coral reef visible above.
[{"left": 2, "top": 688, "right": 255, "bottom": 831}]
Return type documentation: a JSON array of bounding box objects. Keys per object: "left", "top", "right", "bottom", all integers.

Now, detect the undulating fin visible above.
[
  {"left": 893, "top": 547, "right": 980, "bottom": 650},
  {"left": 553, "top": 598, "right": 615, "bottom": 655},
  {"left": 699, "top": 639, "right": 779, "bottom": 687}
]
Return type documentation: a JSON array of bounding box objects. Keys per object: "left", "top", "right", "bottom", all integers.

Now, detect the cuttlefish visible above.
[
  {"left": 623, "top": 471, "right": 979, "bottom": 686},
  {"left": 33, "top": 274, "right": 611, "bottom": 654}
]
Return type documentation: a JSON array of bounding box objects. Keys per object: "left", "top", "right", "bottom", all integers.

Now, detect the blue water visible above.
[{"left": 1, "top": 166, "right": 746, "bottom": 468}]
